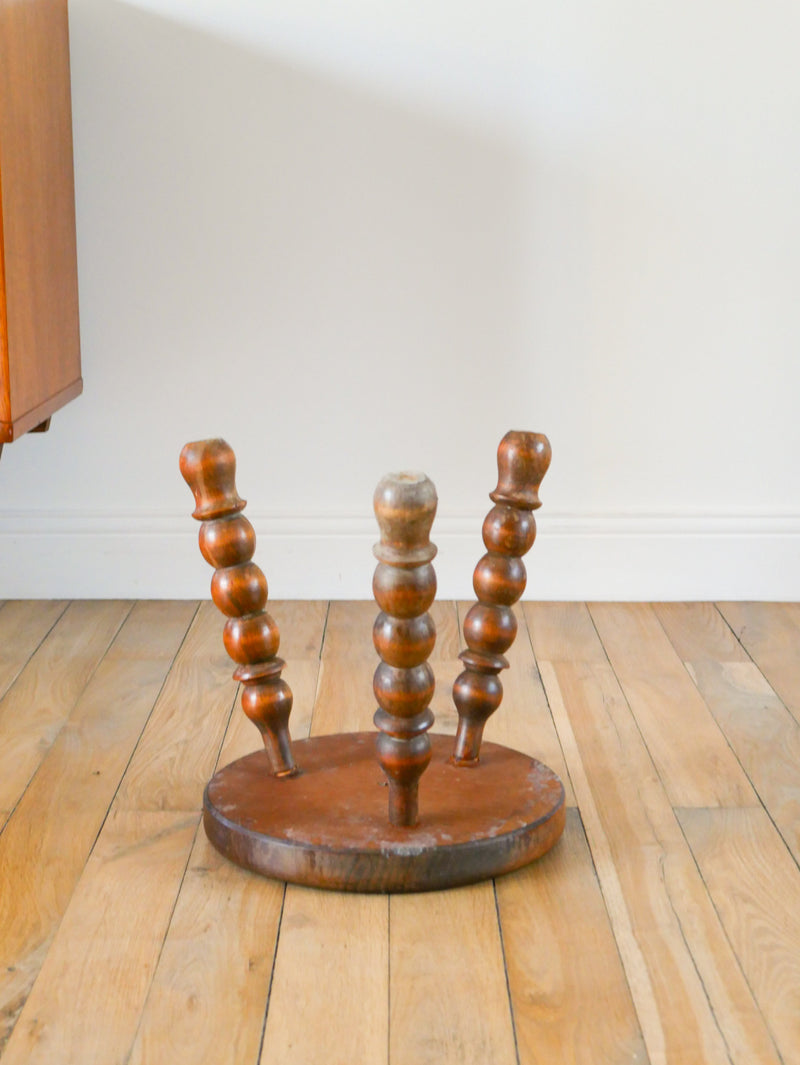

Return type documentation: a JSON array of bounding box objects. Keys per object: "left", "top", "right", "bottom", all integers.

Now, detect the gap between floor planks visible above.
[{"left": 0, "top": 600, "right": 798, "bottom": 1065}]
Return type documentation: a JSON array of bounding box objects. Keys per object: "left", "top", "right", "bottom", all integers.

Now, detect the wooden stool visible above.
[{"left": 180, "top": 432, "right": 565, "bottom": 892}]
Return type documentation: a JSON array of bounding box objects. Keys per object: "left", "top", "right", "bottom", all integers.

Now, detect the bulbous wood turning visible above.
[
  {"left": 372, "top": 472, "right": 438, "bottom": 827},
  {"left": 452, "top": 431, "right": 551, "bottom": 765},
  {"left": 179, "top": 438, "right": 296, "bottom": 776}
]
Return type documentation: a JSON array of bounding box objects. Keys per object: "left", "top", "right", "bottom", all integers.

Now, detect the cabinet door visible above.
[{"left": 0, "top": 0, "right": 82, "bottom": 443}]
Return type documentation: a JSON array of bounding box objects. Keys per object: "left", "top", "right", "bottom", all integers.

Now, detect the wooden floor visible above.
[{"left": 1, "top": 600, "right": 799, "bottom": 1064}]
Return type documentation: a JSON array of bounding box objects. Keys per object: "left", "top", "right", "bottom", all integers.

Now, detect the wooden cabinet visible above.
[{"left": 0, "top": 0, "right": 82, "bottom": 449}]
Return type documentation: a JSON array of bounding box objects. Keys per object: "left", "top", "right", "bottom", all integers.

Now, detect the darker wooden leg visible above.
[
  {"left": 372, "top": 472, "right": 438, "bottom": 827},
  {"left": 452, "top": 431, "right": 551, "bottom": 765},
  {"left": 179, "top": 438, "right": 296, "bottom": 776}
]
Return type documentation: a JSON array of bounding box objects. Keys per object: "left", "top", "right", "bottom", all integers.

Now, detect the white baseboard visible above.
[{"left": 0, "top": 510, "right": 798, "bottom": 600}]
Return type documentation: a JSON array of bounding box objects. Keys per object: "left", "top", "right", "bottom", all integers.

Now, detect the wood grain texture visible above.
[
  {"left": 588, "top": 602, "right": 755, "bottom": 807},
  {"left": 262, "top": 598, "right": 519, "bottom": 1061},
  {"left": 717, "top": 602, "right": 800, "bottom": 722},
  {"left": 259, "top": 602, "right": 389, "bottom": 1065},
  {"left": 126, "top": 607, "right": 324, "bottom": 1065},
  {"left": 655, "top": 601, "right": 800, "bottom": 864},
  {"left": 0, "top": 601, "right": 196, "bottom": 1049},
  {"left": 683, "top": 660, "right": 800, "bottom": 865},
  {"left": 268, "top": 599, "right": 329, "bottom": 658},
  {"left": 0, "top": 601, "right": 69, "bottom": 822},
  {"left": 451, "top": 431, "right": 550, "bottom": 766},
  {"left": 372, "top": 470, "right": 438, "bottom": 826},
  {"left": 0, "top": 810, "right": 198, "bottom": 1065},
  {"left": 0, "top": 600, "right": 131, "bottom": 813},
  {"left": 0, "top": 600, "right": 67, "bottom": 700},
  {"left": 540, "top": 653, "right": 781, "bottom": 1065},
  {"left": 203, "top": 734, "right": 564, "bottom": 891},
  {"left": 113, "top": 601, "right": 237, "bottom": 812},
  {"left": 321, "top": 600, "right": 379, "bottom": 660},
  {"left": 427, "top": 655, "right": 461, "bottom": 735},
  {"left": 170, "top": 598, "right": 326, "bottom": 775},
  {"left": 0, "top": 592, "right": 260, "bottom": 1062},
  {"left": 260, "top": 888, "right": 389, "bottom": 1065},
  {"left": 497, "top": 809, "right": 648, "bottom": 1065},
  {"left": 387, "top": 618, "right": 533, "bottom": 1059},
  {"left": 127, "top": 830, "right": 283, "bottom": 1065},
  {"left": 310, "top": 657, "right": 376, "bottom": 735},
  {"left": 653, "top": 602, "right": 749, "bottom": 663},
  {"left": 524, "top": 600, "right": 607, "bottom": 663},
  {"left": 678, "top": 807, "right": 800, "bottom": 1064},
  {"left": 219, "top": 658, "right": 320, "bottom": 765},
  {"left": 428, "top": 599, "right": 462, "bottom": 659},
  {"left": 0, "top": 0, "right": 81, "bottom": 440},
  {"left": 180, "top": 438, "right": 298, "bottom": 775},
  {"left": 390, "top": 884, "right": 517, "bottom": 1065},
  {"left": 478, "top": 602, "right": 574, "bottom": 804},
  {"left": 1, "top": 598, "right": 797, "bottom": 1064}
]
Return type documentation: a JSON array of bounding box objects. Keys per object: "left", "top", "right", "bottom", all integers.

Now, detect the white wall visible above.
[{"left": 1, "top": 0, "right": 798, "bottom": 599}]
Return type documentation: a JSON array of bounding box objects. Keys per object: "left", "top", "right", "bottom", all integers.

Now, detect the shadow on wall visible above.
[{"left": 69, "top": 0, "right": 539, "bottom": 513}]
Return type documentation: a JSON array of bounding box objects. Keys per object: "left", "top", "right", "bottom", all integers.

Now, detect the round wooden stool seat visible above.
[{"left": 204, "top": 732, "right": 565, "bottom": 893}]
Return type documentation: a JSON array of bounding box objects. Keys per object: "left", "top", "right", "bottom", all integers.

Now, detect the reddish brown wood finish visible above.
[
  {"left": 203, "top": 733, "right": 566, "bottom": 891},
  {"left": 0, "top": 0, "right": 82, "bottom": 444},
  {"left": 179, "top": 435, "right": 565, "bottom": 891},
  {"left": 179, "top": 439, "right": 296, "bottom": 776},
  {"left": 372, "top": 472, "right": 438, "bottom": 827},
  {"left": 452, "top": 431, "right": 551, "bottom": 765}
]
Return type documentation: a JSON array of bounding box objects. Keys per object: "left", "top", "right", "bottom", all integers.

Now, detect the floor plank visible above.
[
  {"left": 498, "top": 808, "right": 648, "bottom": 1065},
  {"left": 0, "top": 602, "right": 197, "bottom": 1050},
  {"left": 538, "top": 634, "right": 781, "bottom": 1065},
  {"left": 717, "top": 602, "right": 800, "bottom": 723},
  {"left": 264, "top": 600, "right": 518, "bottom": 1065},
  {"left": 0, "top": 600, "right": 132, "bottom": 815},
  {"left": 653, "top": 602, "right": 749, "bottom": 663},
  {"left": 0, "top": 600, "right": 68, "bottom": 701},
  {"left": 310, "top": 657, "right": 376, "bottom": 735},
  {"left": 0, "top": 596, "right": 256, "bottom": 1061},
  {"left": 386, "top": 604, "right": 520, "bottom": 1065},
  {"left": 0, "top": 810, "right": 199, "bottom": 1065},
  {"left": 390, "top": 885, "right": 517, "bottom": 1065},
  {"left": 127, "top": 830, "right": 283, "bottom": 1065},
  {"left": 126, "top": 604, "right": 326, "bottom": 1065},
  {"left": 1, "top": 598, "right": 797, "bottom": 1065},
  {"left": 524, "top": 600, "right": 608, "bottom": 663},
  {"left": 269, "top": 599, "right": 329, "bottom": 659},
  {"left": 588, "top": 602, "right": 755, "bottom": 807},
  {"left": 654, "top": 601, "right": 800, "bottom": 865},
  {"left": 678, "top": 807, "right": 800, "bottom": 1063},
  {"left": 259, "top": 602, "right": 390, "bottom": 1065},
  {"left": 686, "top": 660, "right": 800, "bottom": 865},
  {"left": 260, "top": 888, "right": 389, "bottom": 1065},
  {"left": 112, "top": 601, "right": 237, "bottom": 812},
  {"left": 480, "top": 603, "right": 574, "bottom": 804},
  {"left": 427, "top": 599, "right": 463, "bottom": 660},
  {"left": 0, "top": 601, "right": 70, "bottom": 830},
  {"left": 320, "top": 600, "right": 377, "bottom": 661}
]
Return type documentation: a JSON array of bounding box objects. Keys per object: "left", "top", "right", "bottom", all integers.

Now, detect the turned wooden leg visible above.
[
  {"left": 372, "top": 472, "right": 438, "bottom": 827},
  {"left": 179, "top": 438, "right": 296, "bottom": 776},
  {"left": 451, "top": 431, "right": 551, "bottom": 766}
]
